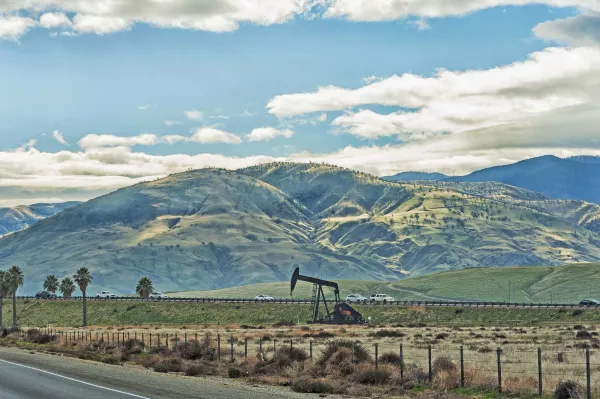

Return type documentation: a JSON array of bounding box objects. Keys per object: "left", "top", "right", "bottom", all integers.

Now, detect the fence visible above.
[
  {"left": 17, "top": 296, "right": 600, "bottom": 309},
  {"left": 14, "top": 328, "right": 599, "bottom": 398}
]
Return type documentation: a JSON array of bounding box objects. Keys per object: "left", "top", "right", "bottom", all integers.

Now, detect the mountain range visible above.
[
  {"left": 2, "top": 162, "right": 600, "bottom": 294},
  {"left": 383, "top": 155, "right": 600, "bottom": 205},
  {"left": 0, "top": 202, "right": 81, "bottom": 237}
]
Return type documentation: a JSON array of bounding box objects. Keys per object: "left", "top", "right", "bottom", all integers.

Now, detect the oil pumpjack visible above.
[{"left": 290, "top": 267, "right": 366, "bottom": 324}]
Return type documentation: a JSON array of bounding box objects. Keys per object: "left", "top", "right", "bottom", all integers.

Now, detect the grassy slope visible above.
[
  {"left": 4, "top": 300, "right": 599, "bottom": 327},
  {"left": 172, "top": 262, "right": 600, "bottom": 304}
]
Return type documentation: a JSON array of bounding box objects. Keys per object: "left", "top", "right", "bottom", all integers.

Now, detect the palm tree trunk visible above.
[
  {"left": 12, "top": 291, "right": 17, "bottom": 328},
  {"left": 82, "top": 291, "right": 87, "bottom": 327},
  {"left": 0, "top": 296, "right": 3, "bottom": 331}
]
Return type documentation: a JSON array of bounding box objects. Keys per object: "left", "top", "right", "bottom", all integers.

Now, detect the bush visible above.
[
  {"left": 272, "top": 321, "right": 296, "bottom": 327},
  {"left": 311, "top": 331, "right": 336, "bottom": 339},
  {"left": 432, "top": 357, "right": 456, "bottom": 374},
  {"left": 354, "top": 368, "right": 392, "bottom": 385},
  {"left": 557, "top": 352, "right": 567, "bottom": 363},
  {"left": 370, "top": 330, "right": 406, "bottom": 338},
  {"left": 228, "top": 366, "right": 242, "bottom": 378},
  {"left": 576, "top": 330, "right": 592, "bottom": 339},
  {"left": 24, "top": 329, "right": 56, "bottom": 345},
  {"left": 1, "top": 328, "right": 7, "bottom": 338},
  {"left": 184, "top": 363, "right": 214, "bottom": 376},
  {"left": 554, "top": 380, "right": 582, "bottom": 399},
  {"left": 175, "top": 338, "right": 216, "bottom": 361},
  {"left": 291, "top": 378, "right": 336, "bottom": 394},
  {"left": 435, "top": 333, "right": 449, "bottom": 340},
  {"left": 318, "top": 340, "right": 371, "bottom": 366},
  {"left": 572, "top": 310, "right": 584, "bottom": 317},
  {"left": 254, "top": 347, "right": 308, "bottom": 374},
  {"left": 379, "top": 352, "right": 402, "bottom": 366},
  {"left": 153, "top": 358, "right": 182, "bottom": 373}
]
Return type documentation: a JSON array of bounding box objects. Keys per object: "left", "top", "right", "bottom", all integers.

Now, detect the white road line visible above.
[{"left": 0, "top": 359, "right": 151, "bottom": 399}]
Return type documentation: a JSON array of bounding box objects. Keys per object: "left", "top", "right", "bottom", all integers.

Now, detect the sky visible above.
[{"left": 1, "top": 0, "right": 600, "bottom": 205}]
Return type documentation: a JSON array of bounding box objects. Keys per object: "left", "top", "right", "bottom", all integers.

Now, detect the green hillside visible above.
[
  {"left": 2, "top": 163, "right": 600, "bottom": 295},
  {"left": 172, "top": 262, "right": 600, "bottom": 304}
]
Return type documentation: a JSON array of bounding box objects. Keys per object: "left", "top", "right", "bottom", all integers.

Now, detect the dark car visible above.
[
  {"left": 579, "top": 299, "right": 600, "bottom": 306},
  {"left": 35, "top": 291, "right": 57, "bottom": 299}
]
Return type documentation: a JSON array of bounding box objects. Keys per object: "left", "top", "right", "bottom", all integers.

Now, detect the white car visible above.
[
  {"left": 150, "top": 292, "right": 168, "bottom": 300},
  {"left": 96, "top": 291, "right": 117, "bottom": 299},
  {"left": 255, "top": 294, "right": 274, "bottom": 301},
  {"left": 370, "top": 293, "right": 395, "bottom": 303},
  {"left": 346, "top": 294, "right": 368, "bottom": 303}
]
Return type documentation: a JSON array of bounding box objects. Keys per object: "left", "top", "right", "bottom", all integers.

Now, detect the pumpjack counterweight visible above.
[{"left": 290, "top": 267, "right": 366, "bottom": 324}]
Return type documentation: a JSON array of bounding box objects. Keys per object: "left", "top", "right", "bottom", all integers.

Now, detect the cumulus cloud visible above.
[
  {"left": 52, "top": 130, "right": 69, "bottom": 146},
  {"left": 318, "top": 113, "right": 327, "bottom": 122},
  {"left": 185, "top": 110, "right": 204, "bottom": 121},
  {"left": 267, "top": 46, "right": 600, "bottom": 140},
  {"left": 72, "top": 14, "right": 132, "bottom": 34},
  {"left": 534, "top": 13, "right": 600, "bottom": 46},
  {"left": 189, "top": 128, "right": 242, "bottom": 144},
  {"left": 323, "top": 0, "right": 600, "bottom": 21},
  {"left": 39, "top": 12, "right": 72, "bottom": 28},
  {"left": 246, "top": 127, "right": 294, "bottom": 142},
  {"left": 78, "top": 133, "right": 159, "bottom": 150},
  {"left": 0, "top": 16, "right": 36, "bottom": 40},
  {"left": 165, "top": 120, "right": 182, "bottom": 126}
]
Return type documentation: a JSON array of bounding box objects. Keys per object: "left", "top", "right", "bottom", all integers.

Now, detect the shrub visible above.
[
  {"left": 254, "top": 346, "right": 308, "bottom": 374},
  {"left": 554, "top": 380, "right": 582, "bottom": 399},
  {"left": 1, "top": 328, "right": 8, "bottom": 338},
  {"left": 354, "top": 367, "right": 392, "bottom": 385},
  {"left": 176, "top": 338, "right": 216, "bottom": 361},
  {"left": 557, "top": 352, "right": 567, "bottom": 363},
  {"left": 323, "top": 347, "right": 355, "bottom": 376},
  {"left": 573, "top": 325, "right": 584, "bottom": 330},
  {"left": 572, "top": 310, "right": 584, "bottom": 317},
  {"left": 184, "top": 363, "right": 214, "bottom": 376},
  {"left": 272, "top": 321, "right": 296, "bottom": 327},
  {"left": 379, "top": 352, "right": 402, "bottom": 366},
  {"left": 370, "top": 329, "right": 406, "bottom": 338},
  {"left": 312, "top": 331, "right": 336, "bottom": 339},
  {"left": 291, "top": 378, "right": 336, "bottom": 394},
  {"left": 318, "top": 340, "right": 371, "bottom": 366},
  {"left": 576, "top": 330, "right": 592, "bottom": 339},
  {"left": 435, "top": 333, "right": 449, "bottom": 340},
  {"left": 432, "top": 357, "right": 456, "bottom": 374},
  {"left": 24, "top": 329, "right": 56, "bottom": 345},
  {"left": 477, "top": 346, "right": 493, "bottom": 353},
  {"left": 228, "top": 366, "right": 242, "bottom": 378},
  {"left": 153, "top": 358, "right": 182, "bottom": 373}
]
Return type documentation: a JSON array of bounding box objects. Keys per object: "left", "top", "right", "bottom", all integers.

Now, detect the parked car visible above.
[
  {"left": 255, "top": 294, "right": 274, "bottom": 301},
  {"left": 96, "top": 291, "right": 117, "bottom": 299},
  {"left": 370, "top": 293, "right": 395, "bottom": 303},
  {"left": 346, "top": 294, "right": 368, "bottom": 303},
  {"left": 35, "top": 291, "right": 57, "bottom": 299},
  {"left": 150, "top": 292, "right": 168, "bottom": 300},
  {"left": 579, "top": 299, "right": 600, "bottom": 306}
]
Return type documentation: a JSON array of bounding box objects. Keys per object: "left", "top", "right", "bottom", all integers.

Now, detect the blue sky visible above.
[{"left": 0, "top": 1, "right": 599, "bottom": 205}]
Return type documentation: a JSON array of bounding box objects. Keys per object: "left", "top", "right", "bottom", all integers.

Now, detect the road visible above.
[{"left": 0, "top": 347, "right": 325, "bottom": 399}]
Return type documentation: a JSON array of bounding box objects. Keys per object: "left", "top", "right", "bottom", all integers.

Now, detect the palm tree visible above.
[
  {"left": 59, "top": 277, "right": 76, "bottom": 299},
  {"left": 7, "top": 265, "right": 24, "bottom": 329},
  {"left": 136, "top": 277, "right": 154, "bottom": 299},
  {"left": 43, "top": 275, "right": 59, "bottom": 293},
  {"left": 73, "top": 267, "right": 93, "bottom": 327},
  {"left": 0, "top": 270, "right": 10, "bottom": 331}
]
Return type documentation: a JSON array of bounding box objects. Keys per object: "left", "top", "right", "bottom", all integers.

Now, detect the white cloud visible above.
[
  {"left": 72, "top": 14, "right": 132, "bottom": 34},
  {"left": 318, "top": 113, "right": 327, "bottom": 122},
  {"left": 165, "top": 120, "right": 182, "bottom": 126},
  {"left": 0, "top": 16, "right": 36, "bottom": 40},
  {"left": 412, "top": 18, "right": 430, "bottom": 31},
  {"left": 189, "top": 128, "right": 242, "bottom": 144},
  {"left": 39, "top": 12, "right": 71, "bottom": 28},
  {"left": 210, "top": 115, "right": 231, "bottom": 120},
  {"left": 246, "top": 127, "right": 294, "bottom": 142},
  {"left": 52, "top": 130, "right": 69, "bottom": 146},
  {"left": 185, "top": 110, "right": 204, "bottom": 121},
  {"left": 137, "top": 105, "right": 152, "bottom": 110},
  {"left": 534, "top": 13, "right": 600, "bottom": 46},
  {"left": 323, "top": 0, "right": 600, "bottom": 22},
  {"left": 240, "top": 109, "right": 254, "bottom": 117},
  {"left": 268, "top": 46, "right": 600, "bottom": 139},
  {"left": 162, "top": 135, "right": 187, "bottom": 144},
  {"left": 78, "top": 133, "right": 159, "bottom": 150},
  {"left": 0, "top": 0, "right": 320, "bottom": 37}
]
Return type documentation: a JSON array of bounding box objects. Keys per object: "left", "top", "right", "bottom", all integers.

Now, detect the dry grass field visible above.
[{"left": 7, "top": 321, "right": 599, "bottom": 398}]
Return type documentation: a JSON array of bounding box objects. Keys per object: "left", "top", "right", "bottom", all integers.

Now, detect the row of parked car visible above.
[{"left": 34, "top": 290, "right": 169, "bottom": 299}]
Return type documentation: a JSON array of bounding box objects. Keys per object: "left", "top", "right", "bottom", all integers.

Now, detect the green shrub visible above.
[
  {"left": 228, "top": 366, "right": 242, "bottom": 378},
  {"left": 354, "top": 368, "right": 391, "bottom": 385},
  {"left": 291, "top": 378, "right": 336, "bottom": 394}
]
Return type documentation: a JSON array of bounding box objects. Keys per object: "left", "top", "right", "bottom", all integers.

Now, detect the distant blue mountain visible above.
[
  {"left": 446, "top": 155, "right": 600, "bottom": 204},
  {"left": 383, "top": 171, "right": 448, "bottom": 181}
]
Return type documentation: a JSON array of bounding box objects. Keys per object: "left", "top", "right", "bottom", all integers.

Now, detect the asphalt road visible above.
[{"left": 0, "top": 347, "right": 325, "bottom": 399}]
